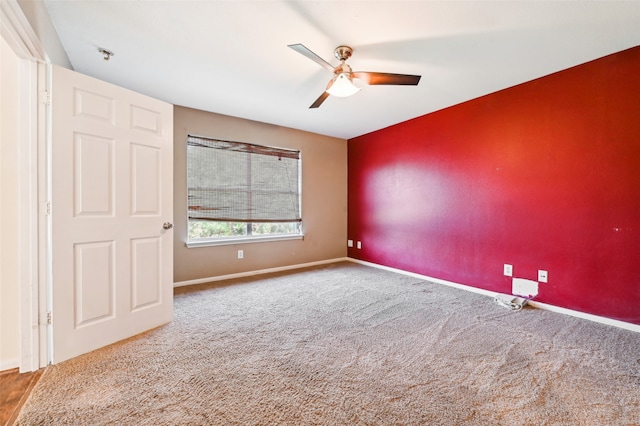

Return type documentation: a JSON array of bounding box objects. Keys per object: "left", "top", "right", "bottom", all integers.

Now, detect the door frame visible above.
[{"left": 1, "top": 0, "right": 50, "bottom": 371}]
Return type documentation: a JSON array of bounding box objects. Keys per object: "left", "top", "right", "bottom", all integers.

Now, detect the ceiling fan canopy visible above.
[{"left": 288, "top": 43, "right": 421, "bottom": 108}]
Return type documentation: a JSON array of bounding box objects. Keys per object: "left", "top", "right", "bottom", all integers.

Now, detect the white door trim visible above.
[
  {"left": 37, "top": 62, "right": 52, "bottom": 369},
  {"left": 1, "top": 0, "right": 48, "bottom": 372},
  {"left": 0, "top": 0, "right": 47, "bottom": 62},
  {"left": 17, "top": 55, "right": 41, "bottom": 373}
]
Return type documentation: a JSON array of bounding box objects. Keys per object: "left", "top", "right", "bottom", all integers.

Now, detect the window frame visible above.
[
  {"left": 185, "top": 135, "right": 303, "bottom": 248},
  {"left": 185, "top": 231, "right": 304, "bottom": 248}
]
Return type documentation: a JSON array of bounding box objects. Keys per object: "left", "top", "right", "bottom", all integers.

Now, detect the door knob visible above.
[{"left": 163, "top": 222, "right": 174, "bottom": 230}]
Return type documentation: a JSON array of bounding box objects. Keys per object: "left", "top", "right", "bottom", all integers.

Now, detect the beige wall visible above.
[
  {"left": 174, "top": 106, "right": 347, "bottom": 283},
  {"left": 0, "top": 36, "right": 21, "bottom": 369}
]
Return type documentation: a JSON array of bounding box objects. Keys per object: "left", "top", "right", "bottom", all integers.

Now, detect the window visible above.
[{"left": 187, "top": 135, "right": 302, "bottom": 245}]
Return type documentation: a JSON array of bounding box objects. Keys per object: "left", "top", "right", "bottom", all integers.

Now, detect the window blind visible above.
[{"left": 187, "top": 135, "right": 301, "bottom": 223}]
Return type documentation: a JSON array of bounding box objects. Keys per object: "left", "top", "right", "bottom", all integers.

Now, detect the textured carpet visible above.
[{"left": 16, "top": 262, "right": 640, "bottom": 425}]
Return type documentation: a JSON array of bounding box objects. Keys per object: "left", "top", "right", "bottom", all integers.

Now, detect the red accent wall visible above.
[{"left": 348, "top": 46, "right": 640, "bottom": 325}]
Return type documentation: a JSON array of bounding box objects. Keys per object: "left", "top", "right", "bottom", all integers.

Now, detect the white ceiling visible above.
[{"left": 43, "top": 1, "right": 640, "bottom": 140}]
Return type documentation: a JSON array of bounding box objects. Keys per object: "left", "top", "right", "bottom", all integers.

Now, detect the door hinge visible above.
[
  {"left": 45, "top": 201, "right": 51, "bottom": 215},
  {"left": 41, "top": 311, "right": 52, "bottom": 325},
  {"left": 39, "top": 90, "right": 51, "bottom": 105}
]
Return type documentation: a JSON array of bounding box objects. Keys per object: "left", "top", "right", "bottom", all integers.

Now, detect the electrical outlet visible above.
[
  {"left": 347, "top": 240, "right": 354, "bottom": 248},
  {"left": 238, "top": 250, "right": 244, "bottom": 259},
  {"left": 538, "top": 270, "right": 548, "bottom": 283},
  {"left": 504, "top": 264, "right": 513, "bottom": 277},
  {"left": 357, "top": 241, "right": 362, "bottom": 249}
]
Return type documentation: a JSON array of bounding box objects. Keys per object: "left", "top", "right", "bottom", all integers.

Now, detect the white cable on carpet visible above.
[{"left": 494, "top": 293, "right": 532, "bottom": 311}]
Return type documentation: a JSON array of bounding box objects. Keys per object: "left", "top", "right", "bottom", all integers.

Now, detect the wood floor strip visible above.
[{"left": 0, "top": 368, "right": 44, "bottom": 426}]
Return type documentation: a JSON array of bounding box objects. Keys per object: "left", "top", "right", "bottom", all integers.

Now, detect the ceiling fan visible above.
[{"left": 288, "top": 44, "right": 422, "bottom": 109}]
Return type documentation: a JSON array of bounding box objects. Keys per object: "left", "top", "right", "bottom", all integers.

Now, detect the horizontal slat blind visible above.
[{"left": 187, "top": 135, "right": 301, "bottom": 223}]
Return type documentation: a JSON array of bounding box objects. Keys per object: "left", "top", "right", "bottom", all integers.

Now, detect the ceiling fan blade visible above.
[
  {"left": 309, "top": 92, "right": 330, "bottom": 109},
  {"left": 288, "top": 43, "right": 334, "bottom": 71},
  {"left": 353, "top": 72, "right": 421, "bottom": 86}
]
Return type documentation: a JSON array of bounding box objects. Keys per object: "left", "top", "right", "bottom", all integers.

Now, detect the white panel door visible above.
[{"left": 51, "top": 65, "right": 173, "bottom": 363}]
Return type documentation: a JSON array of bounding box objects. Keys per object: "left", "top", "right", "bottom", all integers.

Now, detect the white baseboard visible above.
[
  {"left": 348, "top": 258, "right": 640, "bottom": 334},
  {"left": 173, "top": 257, "right": 350, "bottom": 288},
  {"left": 525, "top": 300, "right": 640, "bottom": 333},
  {"left": 1, "top": 358, "right": 20, "bottom": 372}
]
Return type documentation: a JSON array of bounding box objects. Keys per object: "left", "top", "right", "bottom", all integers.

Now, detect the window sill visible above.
[{"left": 185, "top": 233, "right": 304, "bottom": 248}]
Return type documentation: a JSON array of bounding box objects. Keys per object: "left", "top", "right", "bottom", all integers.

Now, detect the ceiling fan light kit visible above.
[
  {"left": 326, "top": 73, "right": 361, "bottom": 97},
  {"left": 288, "top": 43, "right": 421, "bottom": 108}
]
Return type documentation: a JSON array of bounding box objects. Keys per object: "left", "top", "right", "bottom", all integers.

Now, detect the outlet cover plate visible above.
[
  {"left": 504, "top": 264, "right": 513, "bottom": 277},
  {"left": 538, "top": 270, "right": 548, "bottom": 283}
]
